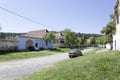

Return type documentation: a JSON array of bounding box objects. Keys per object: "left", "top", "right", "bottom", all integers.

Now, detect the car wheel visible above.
[{"left": 69, "top": 56, "right": 73, "bottom": 58}]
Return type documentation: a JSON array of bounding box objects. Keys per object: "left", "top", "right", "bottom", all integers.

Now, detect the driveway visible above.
[{"left": 0, "top": 48, "right": 95, "bottom": 80}]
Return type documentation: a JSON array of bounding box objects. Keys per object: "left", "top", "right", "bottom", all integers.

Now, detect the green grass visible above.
[
  {"left": 0, "top": 48, "right": 70, "bottom": 62},
  {"left": 18, "top": 50, "right": 120, "bottom": 80}
]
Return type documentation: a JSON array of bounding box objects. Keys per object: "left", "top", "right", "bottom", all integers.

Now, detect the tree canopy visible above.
[
  {"left": 63, "top": 29, "right": 78, "bottom": 47},
  {"left": 44, "top": 32, "right": 55, "bottom": 45},
  {"left": 80, "top": 35, "right": 86, "bottom": 45},
  {"left": 101, "top": 21, "right": 115, "bottom": 40},
  {"left": 89, "top": 36, "right": 96, "bottom": 45}
]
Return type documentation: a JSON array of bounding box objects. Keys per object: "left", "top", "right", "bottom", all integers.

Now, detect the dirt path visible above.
[{"left": 0, "top": 48, "right": 95, "bottom": 80}]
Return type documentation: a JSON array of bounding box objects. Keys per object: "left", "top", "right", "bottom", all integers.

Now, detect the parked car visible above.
[{"left": 69, "top": 49, "right": 82, "bottom": 58}]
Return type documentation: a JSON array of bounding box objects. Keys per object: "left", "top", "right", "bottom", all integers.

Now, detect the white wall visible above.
[
  {"left": 18, "top": 37, "right": 53, "bottom": 51},
  {"left": 113, "top": 17, "right": 120, "bottom": 51},
  {"left": 113, "top": 4, "right": 120, "bottom": 51},
  {"left": 47, "top": 40, "right": 53, "bottom": 49},
  {"left": 113, "top": 33, "right": 120, "bottom": 51},
  {"left": 106, "top": 43, "right": 112, "bottom": 50}
]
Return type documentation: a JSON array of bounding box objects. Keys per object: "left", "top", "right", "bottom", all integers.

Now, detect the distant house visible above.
[
  {"left": 18, "top": 29, "right": 53, "bottom": 51},
  {"left": 54, "top": 32, "right": 66, "bottom": 48},
  {"left": 105, "top": 41, "right": 113, "bottom": 50},
  {"left": 113, "top": 0, "right": 120, "bottom": 51}
]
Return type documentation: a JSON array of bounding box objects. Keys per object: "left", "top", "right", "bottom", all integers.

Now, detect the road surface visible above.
[{"left": 0, "top": 48, "right": 94, "bottom": 80}]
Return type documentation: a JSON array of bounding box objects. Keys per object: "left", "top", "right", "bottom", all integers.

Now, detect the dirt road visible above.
[{"left": 0, "top": 48, "right": 95, "bottom": 80}]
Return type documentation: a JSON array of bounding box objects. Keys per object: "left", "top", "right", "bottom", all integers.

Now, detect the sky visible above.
[{"left": 0, "top": 0, "right": 116, "bottom": 34}]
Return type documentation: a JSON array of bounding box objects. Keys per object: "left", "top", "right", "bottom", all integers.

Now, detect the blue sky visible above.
[{"left": 0, "top": 0, "right": 116, "bottom": 34}]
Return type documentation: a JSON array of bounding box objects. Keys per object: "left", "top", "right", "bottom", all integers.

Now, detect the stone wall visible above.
[{"left": 0, "top": 39, "right": 18, "bottom": 51}]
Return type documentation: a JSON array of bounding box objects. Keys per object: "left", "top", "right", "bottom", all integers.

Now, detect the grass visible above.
[
  {"left": 0, "top": 48, "right": 70, "bottom": 62},
  {"left": 18, "top": 50, "right": 120, "bottom": 80}
]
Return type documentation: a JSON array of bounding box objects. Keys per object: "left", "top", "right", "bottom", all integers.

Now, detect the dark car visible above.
[{"left": 69, "top": 49, "right": 82, "bottom": 58}]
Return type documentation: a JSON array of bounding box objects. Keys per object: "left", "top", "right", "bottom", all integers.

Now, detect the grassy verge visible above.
[
  {"left": 0, "top": 48, "right": 70, "bottom": 62},
  {"left": 18, "top": 50, "right": 120, "bottom": 80}
]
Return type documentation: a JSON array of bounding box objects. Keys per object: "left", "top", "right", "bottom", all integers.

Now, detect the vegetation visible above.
[
  {"left": 101, "top": 14, "right": 116, "bottom": 42},
  {"left": 0, "top": 48, "right": 70, "bottom": 62},
  {"left": 63, "top": 29, "right": 79, "bottom": 48},
  {"left": 0, "top": 32, "right": 26, "bottom": 40},
  {"left": 78, "top": 33, "right": 102, "bottom": 39},
  {"left": 89, "top": 36, "right": 96, "bottom": 45},
  {"left": 62, "top": 29, "right": 100, "bottom": 48},
  {"left": 18, "top": 50, "right": 120, "bottom": 80},
  {"left": 44, "top": 32, "right": 55, "bottom": 47},
  {"left": 101, "top": 21, "right": 115, "bottom": 41},
  {"left": 80, "top": 35, "right": 86, "bottom": 45}
]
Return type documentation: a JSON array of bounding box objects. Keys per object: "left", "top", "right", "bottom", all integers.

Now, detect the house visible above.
[
  {"left": 54, "top": 32, "right": 66, "bottom": 48},
  {"left": 18, "top": 29, "right": 53, "bottom": 51},
  {"left": 113, "top": 0, "right": 120, "bottom": 50},
  {"left": 105, "top": 41, "right": 113, "bottom": 50}
]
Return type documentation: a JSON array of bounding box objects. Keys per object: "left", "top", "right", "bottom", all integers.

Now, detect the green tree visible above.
[
  {"left": 44, "top": 32, "right": 55, "bottom": 48},
  {"left": 80, "top": 35, "right": 86, "bottom": 46},
  {"left": 101, "top": 13, "right": 116, "bottom": 41},
  {"left": 101, "top": 21, "right": 115, "bottom": 40},
  {"left": 109, "top": 13, "right": 114, "bottom": 21},
  {"left": 63, "top": 29, "right": 78, "bottom": 48},
  {"left": 89, "top": 36, "right": 96, "bottom": 45},
  {"left": 97, "top": 36, "right": 108, "bottom": 47}
]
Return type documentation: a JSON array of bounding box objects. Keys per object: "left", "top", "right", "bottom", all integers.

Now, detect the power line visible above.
[{"left": 0, "top": 6, "right": 58, "bottom": 30}]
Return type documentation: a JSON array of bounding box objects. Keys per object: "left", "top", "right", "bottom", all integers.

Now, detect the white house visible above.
[
  {"left": 105, "top": 41, "right": 113, "bottom": 50},
  {"left": 18, "top": 29, "right": 53, "bottom": 51},
  {"left": 113, "top": 0, "right": 120, "bottom": 51}
]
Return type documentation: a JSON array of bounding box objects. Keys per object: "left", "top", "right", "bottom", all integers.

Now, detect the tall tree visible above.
[
  {"left": 109, "top": 13, "right": 114, "bottom": 21},
  {"left": 89, "top": 36, "right": 96, "bottom": 45},
  {"left": 80, "top": 35, "right": 86, "bottom": 46},
  {"left": 101, "top": 13, "right": 116, "bottom": 41},
  {"left": 63, "top": 29, "right": 78, "bottom": 48},
  {"left": 101, "top": 21, "right": 115, "bottom": 40},
  {"left": 44, "top": 32, "right": 55, "bottom": 48},
  {"left": 97, "top": 36, "right": 109, "bottom": 47}
]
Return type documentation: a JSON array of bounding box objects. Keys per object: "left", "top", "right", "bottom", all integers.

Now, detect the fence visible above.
[{"left": 0, "top": 39, "right": 18, "bottom": 51}]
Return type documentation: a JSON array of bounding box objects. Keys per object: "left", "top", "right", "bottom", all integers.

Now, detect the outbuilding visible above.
[{"left": 18, "top": 29, "right": 53, "bottom": 51}]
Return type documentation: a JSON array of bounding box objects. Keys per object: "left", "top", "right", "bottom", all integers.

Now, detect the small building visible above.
[
  {"left": 105, "top": 41, "right": 113, "bottom": 50},
  {"left": 54, "top": 32, "right": 66, "bottom": 48},
  {"left": 18, "top": 29, "right": 53, "bottom": 51}
]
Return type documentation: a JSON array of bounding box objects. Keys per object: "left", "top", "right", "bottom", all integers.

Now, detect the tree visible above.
[
  {"left": 80, "top": 35, "right": 86, "bottom": 46},
  {"left": 44, "top": 32, "right": 55, "bottom": 48},
  {"left": 89, "top": 36, "right": 96, "bottom": 45},
  {"left": 101, "top": 21, "right": 115, "bottom": 40},
  {"left": 109, "top": 13, "right": 114, "bottom": 21},
  {"left": 97, "top": 36, "right": 108, "bottom": 47},
  {"left": 63, "top": 29, "right": 78, "bottom": 48},
  {"left": 101, "top": 13, "right": 116, "bottom": 41}
]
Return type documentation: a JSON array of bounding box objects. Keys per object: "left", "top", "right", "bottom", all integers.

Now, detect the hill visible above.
[{"left": 0, "top": 32, "right": 102, "bottom": 40}]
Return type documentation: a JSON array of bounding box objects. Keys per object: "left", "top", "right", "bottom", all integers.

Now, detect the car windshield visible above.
[{"left": 70, "top": 49, "right": 80, "bottom": 53}]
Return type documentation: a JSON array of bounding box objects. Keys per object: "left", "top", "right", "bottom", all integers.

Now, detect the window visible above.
[
  {"left": 35, "top": 43, "right": 38, "bottom": 47},
  {"left": 60, "top": 40, "right": 64, "bottom": 43}
]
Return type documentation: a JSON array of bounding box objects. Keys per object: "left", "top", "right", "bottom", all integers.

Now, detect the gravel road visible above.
[{"left": 0, "top": 48, "right": 94, "bottom": 80}]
